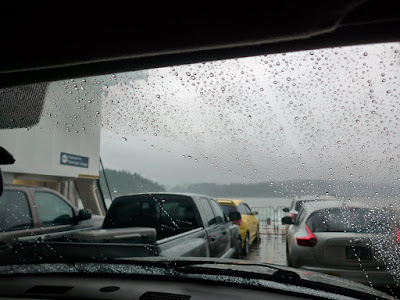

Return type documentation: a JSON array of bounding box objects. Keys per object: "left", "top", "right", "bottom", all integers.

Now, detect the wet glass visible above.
[{"left": 1, "top": 41, "right": 400, "bottom": 295}]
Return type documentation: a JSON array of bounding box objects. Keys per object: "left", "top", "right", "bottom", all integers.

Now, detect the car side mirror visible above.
[
  {"left": 78, "top": 209, "right": 92, "bottom": 221},
  {"left": 282, "top": 216, "right": 294, "bottom": 225},
  {"left": 282, "top": 207, "right": 289, "bottom": 213},
  {"left": 229, "top": 211, "right": 241, "bottom": 222},
  {"left": 0, "top": 169, "right": 3, "bottom": 197},
  {"left": 0, "top": 146, "right": 15, "bottom": 197}
]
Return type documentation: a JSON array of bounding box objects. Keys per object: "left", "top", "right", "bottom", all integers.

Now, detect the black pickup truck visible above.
[{"left": 15, "top": 193, "right": 242, "bottom": 261}]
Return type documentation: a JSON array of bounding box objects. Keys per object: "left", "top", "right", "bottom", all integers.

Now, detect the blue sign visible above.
[{"left": 60, "top": 152, "right": 89, "bottom": 168}]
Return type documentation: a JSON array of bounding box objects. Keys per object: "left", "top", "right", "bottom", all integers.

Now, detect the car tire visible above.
[
  {"left": 255, "top": 225, "right": 261, "bottom": 244},
  {"left": 286, "top": 242, "right": 293, "bottom": 267},
  {"left": 242, "top": 232, "right": 250, "bottom": 256},
  {"left": 234, "top": 237, "right": 242, "bottom": 259}
]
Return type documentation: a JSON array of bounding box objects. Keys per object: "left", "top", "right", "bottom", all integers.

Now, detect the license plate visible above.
[{"left": 346, "top": 246, "right": 372, "bottom": 260}]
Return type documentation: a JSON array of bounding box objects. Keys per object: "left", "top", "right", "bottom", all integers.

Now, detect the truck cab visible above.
[{"left": 0, "top": 185, "right": 103, "bottom": 253}]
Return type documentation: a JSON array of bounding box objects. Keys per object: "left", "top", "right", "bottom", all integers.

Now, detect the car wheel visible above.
[
  {"left": 286, "top": 242, "right": 293, "bottom": 267},
  {"left": 242, "top": 232, "right": 250, "bottom": 256},
  {"left": 255, "top": 225, "right": 261, "bottom": 243},
  {"left": 234, "top": 237, "right": 242, "bottom": 259}
]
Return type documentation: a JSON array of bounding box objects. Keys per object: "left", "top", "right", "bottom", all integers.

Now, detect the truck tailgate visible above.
[
  {"left": 156, "top": 227, "right": 208, "bottom": 257},
  {"left": 8, "top": 228, "right": 158, "bottom": 263},
  {"left": 11, "top": 240, "right": 157, "bottom": 263},
  {"left": 71, "top": 227, "right": 156, "bottom": 244}
]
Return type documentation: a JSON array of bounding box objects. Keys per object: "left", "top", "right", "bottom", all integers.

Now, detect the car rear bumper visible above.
[{"left": 302, "top": 266, "right": 396, "bottom": 287}]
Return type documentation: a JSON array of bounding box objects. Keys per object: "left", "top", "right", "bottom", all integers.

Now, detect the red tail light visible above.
[
  {"left": 296, "top": 224, "right": 317, "bottom": 247},
  {"left": 289, "top": 212, "right": 297, "bottom": 221},
  {"left": 395, "top": 227, "right": 400, "bottom": 242},
  {"left": 233, "top": 219, "right": 242, "bottom": 226}
]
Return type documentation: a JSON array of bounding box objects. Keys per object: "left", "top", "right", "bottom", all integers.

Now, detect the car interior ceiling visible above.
[
  {"left": 1, "top": 0, "right": 400, "bottom": 90},
  {"left": 1, "top": 0, "right": 399, "bottom": 205},
  {"left": 1, "top": 3, "right": 400, "bottom": 299}
]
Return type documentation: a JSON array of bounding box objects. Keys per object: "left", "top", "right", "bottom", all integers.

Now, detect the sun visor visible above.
[{"left": 0, "top": 83, "right": 48, "bottom": 129}]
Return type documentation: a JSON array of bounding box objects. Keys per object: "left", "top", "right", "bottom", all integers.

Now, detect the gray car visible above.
[
  {"left": 282, "top": 200, "right": 399, "bottom": 288},
  {"left": 282, "top": 194, "right": 337, "bottom": 221}
]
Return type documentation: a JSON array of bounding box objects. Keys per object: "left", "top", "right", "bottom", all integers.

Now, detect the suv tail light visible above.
[
  {"left": 395, "top": 226, "right": 400, "bottom": 242},
  {"left": 296, "top": 224, "right": 317, "bottom": 247},
  {"left": 233, "top": 219, "right": 242, "bottom": 226}
]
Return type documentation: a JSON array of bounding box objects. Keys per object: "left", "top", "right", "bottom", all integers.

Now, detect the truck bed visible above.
[{"left": 10, "top": 227, "right": 210, "bottom": 263}]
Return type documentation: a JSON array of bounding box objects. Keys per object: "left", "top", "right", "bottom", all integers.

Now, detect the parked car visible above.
[
  {"left": 217, "top": 198, "right": 260, "bottom": 256},
  {"left": 14, "top": 193, "right": 242, "bottom": 262},
  {"left": 0, "top": 185, "right": 103, "bottom": 258},
  {"left": 282, "top": 200, "right": 399, "bottom": 288},
  {"left": 282, "top": 195, "right": 338, "bottom": 221}
]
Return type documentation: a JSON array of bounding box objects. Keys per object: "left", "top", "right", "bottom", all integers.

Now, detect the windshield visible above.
[{"left": 1, "top": 42, "right": 400, "bottom": 297}]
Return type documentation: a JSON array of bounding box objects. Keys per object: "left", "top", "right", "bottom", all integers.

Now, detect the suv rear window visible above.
[
  {"left": 306, "top": 207, "right": 393, "bottom": 233},
  {"left": 295, "top": 199, "right": 322, "bottom": 212},
  {"left": 294, "top": 201, "right": 304, "bottom": 212},
  {"left": 103, "top": 194, "right": 200, "bottom": 239}
]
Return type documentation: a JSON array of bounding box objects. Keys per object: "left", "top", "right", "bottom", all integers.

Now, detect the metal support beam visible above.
[{"left": 75, "top": 178, "right": 106, "bottom": 216}]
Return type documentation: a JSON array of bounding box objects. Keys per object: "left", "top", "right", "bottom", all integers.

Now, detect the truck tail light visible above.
[
  {"left": 395, "top": 226, "right": 400, "bottom": 243},
  {"left": 296, "top": 224, "right": 317, "bottom": 247}
]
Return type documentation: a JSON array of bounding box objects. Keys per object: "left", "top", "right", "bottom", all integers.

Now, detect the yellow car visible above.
[{"left": 217, "top": 199, "right": 260, "bottom": 256}]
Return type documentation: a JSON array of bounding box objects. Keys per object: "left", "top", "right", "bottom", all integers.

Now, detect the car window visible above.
[
  {"left": 243, "top": 203, "right": 252, "bottom": 215},
  {"left": 160, "top": 199, "right": 199, "bottom": 234},
  {"left": 209, "top": 200, "right": 226, "bottom": 224},
  {"left": 35, "top": 192, "right": 75, "bottom": 226},
  {"left": 200, "top": 198, "right": 217, "bottom": 226},
  {"left": 0, "top": 190, "right": 33, "bottom": 231},
  {"left": 103, "top": 197, "right": 159, "bottom": 229},
  {"left": 294, "top": 201, "right": 304, "bottom": 212},
  {"left": 237, "top": 204, "right": 247, "bottom": 215},
  {"left": 306, "top": 207, "right": 392, "bottom": 233},
  {"left": 294, "top": 208, "right": 306, "bottom": 226},
  {"left": 103, "top": 194, "right": 199, "bottom": 238},
  {"left": 289, "top": 200, "right": 295, "bottom": 210},
  {"left": 219, "top": 204, "right": 237, "bottom": 216}
]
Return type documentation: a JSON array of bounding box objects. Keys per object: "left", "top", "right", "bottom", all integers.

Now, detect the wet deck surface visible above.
[{"left": 244, "top": 227, "right": 287, "bottom": 265}]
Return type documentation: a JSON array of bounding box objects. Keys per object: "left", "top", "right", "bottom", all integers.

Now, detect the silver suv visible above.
[
  {"left": 282, "top": 200, "right": 399, "bottom": 288},
  {"left": 283, "top": 195, "right": 337, "bottom": 221}
]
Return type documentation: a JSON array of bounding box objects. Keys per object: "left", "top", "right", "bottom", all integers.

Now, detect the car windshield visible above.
[{"left": 1, "top": 42, "right": 400, "bottom": 296}]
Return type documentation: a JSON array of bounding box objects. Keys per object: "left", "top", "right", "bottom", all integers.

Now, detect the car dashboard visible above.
[{"left": 0, "top": 273, "right": 339, "bottom": 300}]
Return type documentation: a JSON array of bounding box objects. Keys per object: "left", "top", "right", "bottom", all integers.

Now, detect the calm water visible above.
[
  {"left": 240, "top": 197, "right": 292, "bottom": 209},
  {"left": 104, "top": 197, "right": 292, "bottom": 209}
]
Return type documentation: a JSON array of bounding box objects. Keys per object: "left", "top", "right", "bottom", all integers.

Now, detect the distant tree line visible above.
[
  {"left": 169, "top": 180, "right": 399, "bottom": 200},
  {"left": 99, "top": 168, "right": 399, "bottom": 201},
  {"left": 99, "top": 168, "right": 165, "bottom": 198}
]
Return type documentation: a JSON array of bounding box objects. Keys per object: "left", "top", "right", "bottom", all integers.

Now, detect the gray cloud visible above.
[{"left": 99, "top": 42, "right": 400, "bottom": 187}]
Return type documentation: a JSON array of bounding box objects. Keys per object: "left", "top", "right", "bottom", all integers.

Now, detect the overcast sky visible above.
[{"left": 98, "top": 42, "right": 400, "bottom": 188}]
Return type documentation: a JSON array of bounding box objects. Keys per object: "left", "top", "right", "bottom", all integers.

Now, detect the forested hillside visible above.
[{"left": 99, "top": 168, "right": 165, "bottom": 198}]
